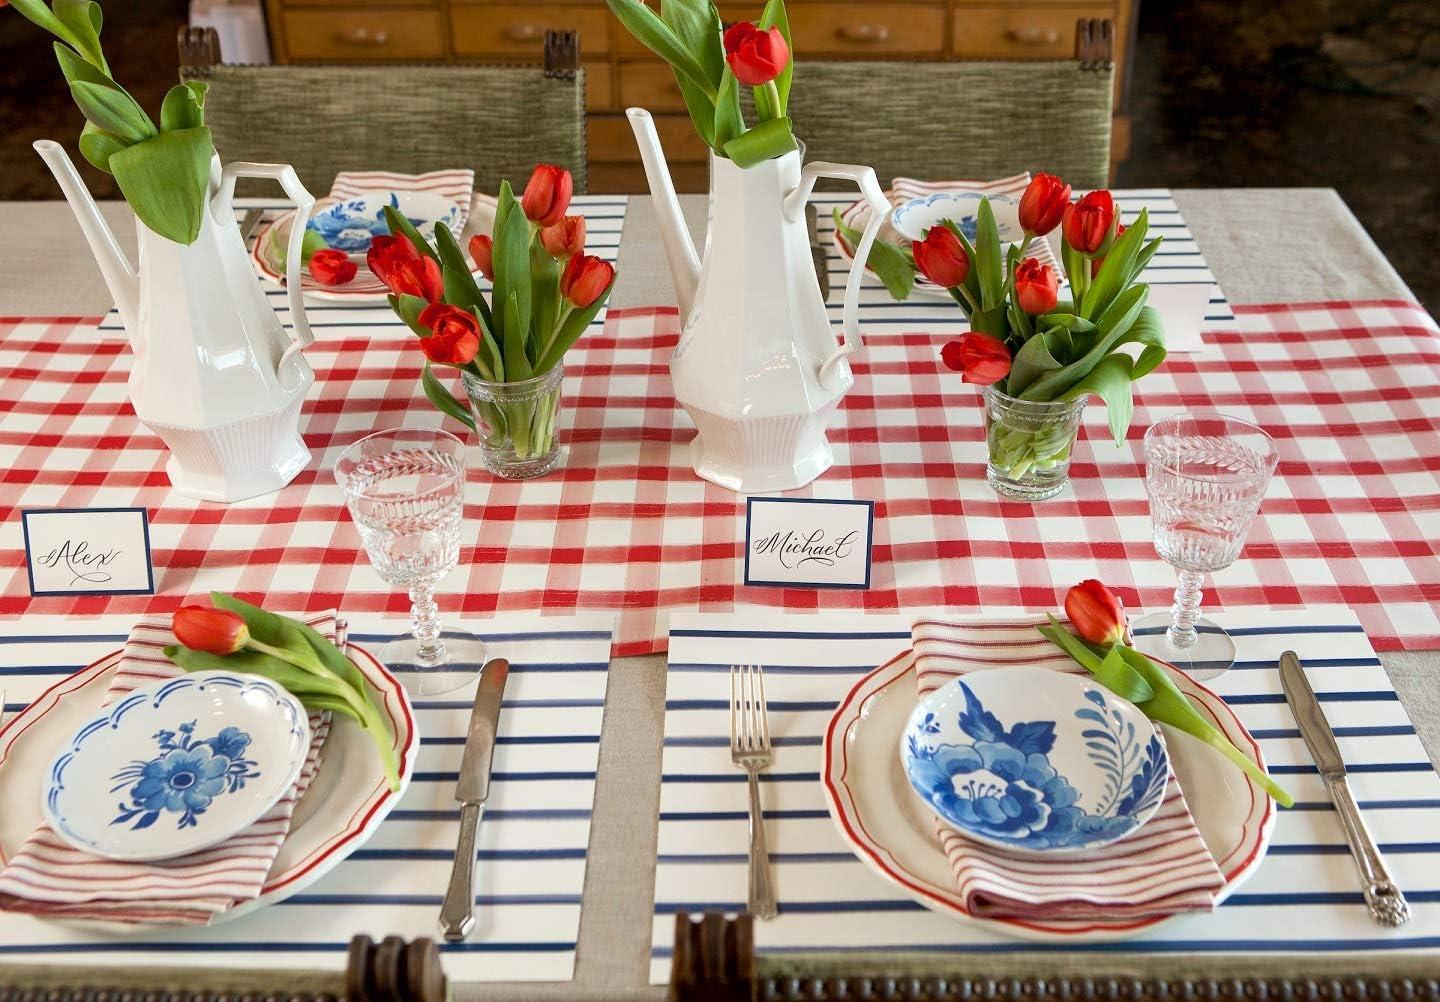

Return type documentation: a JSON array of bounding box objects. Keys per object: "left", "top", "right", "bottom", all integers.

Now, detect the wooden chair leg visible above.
[
  {"left": 544, "top": 29, "right": 581, "bottom": 79},
  {"left": 1075, "top": 17, "right": 1115, "bottom": 69},
  {"left": 669, "top": 911, "right": 755, "bottom": 1002},
  {"left": 177, "top": 25, "right": 222, "bottom": 70}
]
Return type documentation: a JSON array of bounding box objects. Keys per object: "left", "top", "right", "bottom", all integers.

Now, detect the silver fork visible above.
[
  {"left": 730, "top": 663, "right": 778, "bottom": 920},
  {"left": 0, "top": 689, "right": 10, "bottom": 731}
]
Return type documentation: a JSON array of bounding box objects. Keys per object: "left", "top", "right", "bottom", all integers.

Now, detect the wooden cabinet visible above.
[{"left": 264, "top": 0, "right": 1136, "bottom": 191}]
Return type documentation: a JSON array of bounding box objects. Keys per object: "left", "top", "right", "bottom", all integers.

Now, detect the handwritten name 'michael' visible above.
[
  {"left": 752, "top": 529, "right": 859, "bottom": 569},
  {"left": 37, "top": 539, "right": 122, "bottom": 586}
]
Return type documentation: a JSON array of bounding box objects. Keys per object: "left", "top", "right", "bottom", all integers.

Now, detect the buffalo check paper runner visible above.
[
  {"left": 649, "top": 608, "right": 1440, "bottom": 982},
  {"left": 0, "top": 613, "right": 612, "bottom": 981}
]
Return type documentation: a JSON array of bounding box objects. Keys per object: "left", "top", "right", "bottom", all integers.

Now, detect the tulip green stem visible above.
[{"left": 245, "top": 636, "right": 378, "bottom": 736}]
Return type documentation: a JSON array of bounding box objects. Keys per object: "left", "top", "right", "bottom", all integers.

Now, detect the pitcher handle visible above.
[
  {"left": 782, "top": 161, "right": 891, "bottom": 391},
  {"left": 215, "top": 162, "right": 317, "bottom": 373}
]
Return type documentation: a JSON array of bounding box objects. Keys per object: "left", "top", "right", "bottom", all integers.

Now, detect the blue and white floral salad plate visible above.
[
  {"left": 890, "top": 191, "right": 1024, "bottom": 245},
  {"left": 41, "top": 672, "right": 310, "bottom": 861},
  {"left": 900, "top": 667, "right": 1170, "bottom": 855},
  {"left": 305, "top": 190, "right": 461, "bottom": 253}
]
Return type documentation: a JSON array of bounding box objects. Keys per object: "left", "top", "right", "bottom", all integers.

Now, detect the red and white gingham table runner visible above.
[{"left": 3, "top": 297, "right": 1439, "bottom": 655}]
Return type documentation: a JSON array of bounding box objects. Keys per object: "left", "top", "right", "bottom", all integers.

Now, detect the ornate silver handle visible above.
[
  {"left": 745, "top": 770, "right": 778, "bottom": 920},
  {"left": 1325, "top": 775, "right": 1411, "bottom": 927},
  {"left": 439, "top": 802, "right": 482, "bottom": 941}
]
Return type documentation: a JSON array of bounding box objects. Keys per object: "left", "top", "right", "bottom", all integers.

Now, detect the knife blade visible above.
[
  {"left": 1279, "top": 651, "right": 1410, "bottom": 927},
  {"left": 439, "top": 658, "right": 509, "bottom": 941}
]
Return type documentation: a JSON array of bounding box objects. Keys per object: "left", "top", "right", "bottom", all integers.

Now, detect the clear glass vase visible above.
[
  {"left": 982, "top": 385, "right": 1088, "bottom": 501},
  {"left": 461, "top": 365, "right": 564, "bottom": 479}
]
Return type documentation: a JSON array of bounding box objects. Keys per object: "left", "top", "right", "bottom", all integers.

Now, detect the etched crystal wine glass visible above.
[
  {"left": 335, "top": 427, "right": 484, "bottom": 697},
  {"left": 1133, "top": 413, "right": 1279, "bottom": 681}
]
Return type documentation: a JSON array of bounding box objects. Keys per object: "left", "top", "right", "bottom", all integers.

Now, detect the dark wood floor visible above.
[{"left": 2, "top": 0, "right": 1436, "bottom": 309}]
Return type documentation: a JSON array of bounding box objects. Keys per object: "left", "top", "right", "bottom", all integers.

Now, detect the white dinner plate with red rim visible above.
[
  {"left": 0, "top": 642, "right": 417, "bottom": 926},
  {"left": 821, "top": 650, "right": 1276, "bottom": 943}
]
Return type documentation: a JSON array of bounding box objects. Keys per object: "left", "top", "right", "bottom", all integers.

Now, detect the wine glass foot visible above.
[
  {"left": 1130, "top": 612, "right": 1236, "bottom": 682},
  {"left": 383, "top": 633, "right": 488, "bottom": 697}
]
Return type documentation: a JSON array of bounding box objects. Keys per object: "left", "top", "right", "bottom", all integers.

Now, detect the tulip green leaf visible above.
[
  {"left": 605, "top": 0, "right": 717, "bottom": 101},
  {"left": 529, "top": 238, "right": 562, "bottom": 363},
  {"left": 941, "top": 218, "right": 985, "bottom": 317},
  {"left": 722, "top": 115, "right": 796, "bottom": 167},
  {"left": 1039, "top": 312, "right": 1096, "bottom": 334},
  {"left": 712, "top": 67, "right": 744, "bottom": 152},
  {"left": 10, "top": 0, "right": 108, "bottom": 71},
  {"left": 1021, "top": 284, "right": 1149, "bottom": 402},
  {"left": 77, "top": 122, "right": 126, "bottom": 172},
  {"left": 832, "top": 208, "right": 915, "bottom": 300},
  {"left": 1063, "top": 352, "right": 1135, "bottom": 445},
  {"left": 271, "top": 227, "right": 328, "bottom": 269},
  {"left": 973, "top": 199, "right": 1004, "bottom": 311},
  {"left": 1007, "top": 329, "right": 1065, "bottom": 398},
  {"left": 160, "top": 81, "right": 204, "bottom": 132},
  {"left": 421, "top": 361, "right": 478, "bottom": 432},
  {"left": 491, "top": 182, "right": 533, "bottom": 356},
  {"left": 534, "top": 276, "right": 614, "bottom": 375},
  {"left": 108, "top": 126, "right": 213, "bottom": 245},
  {"left": 1082, "top": 208, "right": 1147, "bottom": 321},
  {"left": 757, "top": 0, "right": 792, "bottom": 112},
  {"left": 660, "top": 0, "right": 723, "bottom": 147},
  {"left": 70, "top": 79, "right": 155, "bottom": 144},
  {"left": 503, "top": 291, "right": 533, "bottom": 383}
]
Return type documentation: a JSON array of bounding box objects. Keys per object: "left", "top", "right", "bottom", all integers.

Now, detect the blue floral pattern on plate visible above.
[
  {"left": 890, "top": 191, "right": 1023, "bottom": 244},
  {"left": 901, "top": 673, "right": 1168, "bottom": 853},
  {"left": 306, "top": 193, "right": 461, "bottom": 252},
  {"left": 108, "top": 721, "right": 259, "bottom": 831}
]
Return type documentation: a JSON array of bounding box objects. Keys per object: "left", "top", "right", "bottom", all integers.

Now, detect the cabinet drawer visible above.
[
  {"left": 952, "top": 6, "right": 1113, "bottom": 59},
  {"left": 618, "top": 60, "right": 688, "bottom": 112},
  {"left": 787, "top": 4, "right": 944, "bottom": 56},
  {"left": 280, "top": 8, "right": 444, "bottom": 60},
  {"left": 450, "top": 4, "right": 611, "bottom": 57},
  {"left": 585, "top": 61, "right": 614, "bottom": 111},
  {"left": 590, "top": 111, "right": 709, "bottom": 162}
]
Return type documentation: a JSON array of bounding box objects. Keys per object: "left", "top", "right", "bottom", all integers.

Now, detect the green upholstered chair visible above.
[
  {"left": 785, "top": 19, "right": 1116, "bottom": 189},
  {"left": 177, "top": 28, "right": 587, "bottom": 195}
]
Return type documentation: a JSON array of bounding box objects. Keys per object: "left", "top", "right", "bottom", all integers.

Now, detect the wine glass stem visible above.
[
  {"left": 409, "top": 583, "right": 448, "bottom": 667},
  {"left": 1167, "top": 569, "right": 1206, "bottom": 650}
]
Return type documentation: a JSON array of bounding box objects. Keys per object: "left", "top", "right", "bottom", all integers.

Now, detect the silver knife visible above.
[
  {"left": 439, "top": 658, "right": 510, "bottom": 941},
  {"left": 239, "top": 207, "right": 264, "bottom": 244},
  {"left": 1279, "top": 651, "right": 1411, "bottom": 927}
]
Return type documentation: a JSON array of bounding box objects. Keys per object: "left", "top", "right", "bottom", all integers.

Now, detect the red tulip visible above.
[
  {"left": 1064, "top": 579, "right": 1128, "bottom": 646},
  {"left": 539, "top": 215, "right": 586, "bottom": 258},
  {"left": 418, "top": 303, "right": 482, "bottom": 367},
  {"left": 469, "top": 234, "right": 494, "bottom": 281},
  {"left": 1062, "top": 190, "right": 1117, "bottom": 256},
  {"left": 388, "top": 256, "right": 445, "bottom": 302},
  {"left": 308, "top": 248, "right": 357, "bottom": 286},
  {"left": 940, "top": 331, "right": 1011, "bottom": 386},
  {"left": 723, "top": 22, "right": 789, "bottom": 86},
  {"left": 1091, "top": 222, "right": 1127, "bottom": 278},
  {"left": 521, "top": 164, "right": 573, "bottom": 227},
  {"left": 911, "top": 225, "right": 970, "bottom": 289},
  {"left": 560, "top": 254, "right": 615, "bottom": 308},
  {"left": 173, "top": 606, "right": 248, "bottom": 655},
  {"left": 366, "top": 234, "right": 421, "bottom": 288},
  {"left": 1014, "top": 258, "right": 1059, "bottom": 315},
  {"left": 1018, "top": 172, "right": 1071, "bottom": 237}
]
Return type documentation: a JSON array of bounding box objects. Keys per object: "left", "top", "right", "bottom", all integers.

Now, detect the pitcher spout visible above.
[
  {"left": 626, "top": 108, "right": 701, "bottom": 319},
  {"left": 34, "top": 139, "right": 140, "bottom": 332}
]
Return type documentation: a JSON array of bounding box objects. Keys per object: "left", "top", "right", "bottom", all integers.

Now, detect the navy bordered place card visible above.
[
  {"left": 744, "top": 497, "right": 875, "bottom": 589},
  {"left": 21, "top": 508, "right": 155, "bottom": 596}
]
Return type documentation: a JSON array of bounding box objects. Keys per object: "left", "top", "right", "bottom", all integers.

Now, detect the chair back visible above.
[
  {"left": 178, "top": 29, "right": 587, "bottom": 195},
  {"left": 786, "top": 19, "right": 1114, "bottom": 189}
]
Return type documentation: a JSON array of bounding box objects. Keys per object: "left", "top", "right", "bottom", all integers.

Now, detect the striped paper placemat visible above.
[
  {"left": 0, "top": 613, "right": 612, "bottom": 983},
  {"left": 650, "top": 608, "right": 1440, "bottom": 982},
  {"left": 93, "top": 194, "right": 628, "bottom": 338},
  {"left": 817, "top": 187, "right": 1235, "bottom": 351}
]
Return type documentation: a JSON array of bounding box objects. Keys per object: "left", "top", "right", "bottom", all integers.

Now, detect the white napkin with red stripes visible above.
[
  {"left": 0, "top": 614, "right": 334, "bottom": 925},
  {"left": 910, "top": 616, "right": 1226, "bottom": 921}
]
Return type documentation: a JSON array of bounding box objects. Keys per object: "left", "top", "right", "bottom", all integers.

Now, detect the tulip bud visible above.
[
  {"left": 388, "top": 256, "right": 445, "bottom": 302},
  {"left": 1062, "top": 190, "right": 1117, "bottom": 256},
  {"left": 1018, "top": 172, "right": 1071, "bottom": 237},
  {"left": 418, "top": 303, "right": 482, "bottom": 367},
  {"left": 366, "top": 234, "right": 421, "bottom": 288},
  {"left": 1091, "top": 223, "right": 1127, "bottom": 278},
  {"left": 912, "top": 225, "right": 970, "bottom": 289},
  {"left": 1064, "top": 579, "right": 1127, "bottom": 646},
  {"left": 539, "top": 215, "right": 586, "bottom": 259},
  {"left": 521, "top": 164, "right": 574, "bottom": 228},
  {"left": 723, "top": 22, "right": 789, "bottom": 86},
  {"left": 560, "top": 254, "right": 615, "bottom": 308},
  {"left": 940, "top": 331, "right": 1011, "bottom": 386},
  {"left": 469, "top": 234, "right": 494, "bottom": 281},
  {"left": 172, "top": 606, "right": 249, "bottom": 656},
  {"left": 309, "top": 248, "right": 357, "bottom": 286},
  {"left": 1014, "top": 258, "right": 1059, "bottom": 315}
]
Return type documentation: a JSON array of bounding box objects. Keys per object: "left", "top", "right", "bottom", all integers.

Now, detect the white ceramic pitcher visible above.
[
  {"left": 36, "top": 140, "right": 318, "bottom": 503},
  {"left": 628, "top": 108, "right": 891, "bottom": 493}
]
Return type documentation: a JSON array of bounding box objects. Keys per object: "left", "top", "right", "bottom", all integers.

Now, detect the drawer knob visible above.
[
  {"left": 836, "top": 23, "right": 890, "bottom": 43},
  {"left": 504, "top": 24, "right": 544, "bottom": 42},
  {"left": 337, "top": 26, "right": 389, "bottom": 46},
  {"left": 1005, "top": 25, "right": 1061, "bottom": 45}
]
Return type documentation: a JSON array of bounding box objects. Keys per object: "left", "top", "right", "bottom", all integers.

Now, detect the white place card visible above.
[
  {"left": 744, "top": 497, "right": 874, "bottom": 589},
  {"left": 21, "top": 508, "right": 155, "bottom": 596}
]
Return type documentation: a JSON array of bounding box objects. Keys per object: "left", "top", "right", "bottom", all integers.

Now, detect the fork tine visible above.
[
  {"left": 739, "top": 663, "right": 751, "bottom": 753},
  {"left": 747, "top": 664, "right": 761, "bottom": 754},
  {"left": 729, "top": 664, "right": 739, "bottom": 752},
  {"left": 755, "top": 664, "right": 771, "bottom": 751}
]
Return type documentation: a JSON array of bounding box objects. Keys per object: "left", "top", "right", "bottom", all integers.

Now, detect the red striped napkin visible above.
[
  {"left": 890, "top": 173, "right": 1062, "bottom": 275},
  {"left": 910, "top": 617, "right": 1225, "bottom": 922},
  {"left": 0, "top": 614, "right": 334, "bottom": 925}
]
